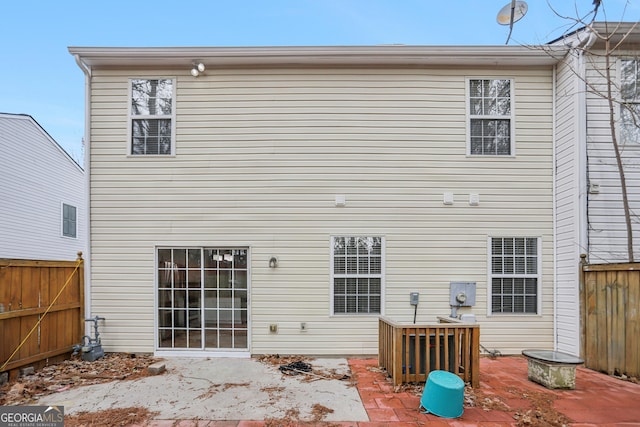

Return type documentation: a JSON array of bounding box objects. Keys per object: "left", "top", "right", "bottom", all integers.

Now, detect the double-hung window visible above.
[
  {"left": 490, "top": 237, "right": 540, "bottom": 314},
  {"left": 331, "top": 236, "right": 383, "bottom": 315},
  {"left": 620, "top": 59, "right": 640, "bottom": 145},
  {"left": 468, "top": 78, "right": 514, "bottom": 156},
  {"left": 129, "top": 79, "right": 175, "bottom": 155}
]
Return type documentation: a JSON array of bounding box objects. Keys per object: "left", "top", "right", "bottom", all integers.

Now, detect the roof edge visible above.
[{"left": 68, "top": 45, "right": 567, "bottom": 68}]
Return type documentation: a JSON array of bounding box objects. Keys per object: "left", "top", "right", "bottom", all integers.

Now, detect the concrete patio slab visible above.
[{"left": 36, "top": 357, "right": 368, "bottom": 423}]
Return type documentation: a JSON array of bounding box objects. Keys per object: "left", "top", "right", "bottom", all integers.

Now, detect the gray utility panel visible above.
[{"left": 449, "top": 282, "right": 476, "bottom": 306}]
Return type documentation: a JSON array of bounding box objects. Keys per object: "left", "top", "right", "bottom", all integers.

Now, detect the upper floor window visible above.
[
  {"left": 130, "top": 79, "right": 175, "bottom": 155},
  {"left": 620, "top": 59, "right": 640, "bottom": 145},
  {"left": 62, "top": 203, "right": 77, "bottom": 238},
  {"left": 468, "top": 78, "right": 514, "bottom": 156},
  {"left": 331, "top": 236, "right": 384, "bottom": 315},
  {"left": 490, "top": 237, "right": 540, "bottom": 315}
]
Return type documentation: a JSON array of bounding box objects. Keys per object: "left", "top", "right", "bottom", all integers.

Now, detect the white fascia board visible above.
[{"left": 68, "top": 45, "right": 567, "bottom": 69}]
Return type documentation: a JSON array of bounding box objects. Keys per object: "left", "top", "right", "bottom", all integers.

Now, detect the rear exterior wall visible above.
[{"left": 88, "top": 65, "right": 555, "bottom": 355}]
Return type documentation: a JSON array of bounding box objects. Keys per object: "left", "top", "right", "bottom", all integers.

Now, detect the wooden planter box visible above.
[{"left": 378, "top": 317, "right": 480, "bottom": 387}]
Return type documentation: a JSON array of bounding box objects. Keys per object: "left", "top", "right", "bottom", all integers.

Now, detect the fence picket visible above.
[
  {"left": 0, "top": 255, "right": 84, "bottom": 375},
  {"left": 582, "top": 262, "right": 640, "bottom": 378}
]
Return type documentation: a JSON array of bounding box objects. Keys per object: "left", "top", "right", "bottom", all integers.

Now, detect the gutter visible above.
[{"left": 73, "top": 54, "right": 92, "bottom": 323}]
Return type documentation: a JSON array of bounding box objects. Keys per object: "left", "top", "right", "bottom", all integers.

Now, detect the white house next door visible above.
[{"left": 157, "top": 248, "right": 249, "bottom": 352}]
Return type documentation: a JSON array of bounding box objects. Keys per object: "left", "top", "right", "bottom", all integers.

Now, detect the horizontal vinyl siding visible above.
[
  {"left": 585, "top": 52, "right": 640, "bottom": 263},
  {"left": 554, "top": 54, "right": 581, "bottom": 355},
  {"left": 0, "top": 115, "right": 85, "bottom": 261},
  {"left": 89, "top": 67, "right": 554, "bottom": 355}
]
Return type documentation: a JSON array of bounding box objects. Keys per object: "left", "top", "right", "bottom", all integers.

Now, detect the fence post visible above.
[
  {"left": 77, "top": 251, "right": 85, "bottom": 345},
  {"left": 579, "top": 253, "right": 587, "bottom": 360}
]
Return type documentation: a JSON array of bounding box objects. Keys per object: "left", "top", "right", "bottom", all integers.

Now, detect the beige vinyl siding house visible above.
[
  {"left": 71, "top": 46, "right": 563, "bottom": 356},
  {"left": 553, "top": 23, "right": 640, "bottom": 356}
]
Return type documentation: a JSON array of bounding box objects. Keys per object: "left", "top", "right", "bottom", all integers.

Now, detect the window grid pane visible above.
[
  {"left": 490, "top": 237, "right": 538, "bottom": 314},
  {"left": 131, "top": 79, "right": 173, "bottom": 116},
  {"left": 132, "top": 119, "right": 172, "bottom": 155},
  {"left": 332, "top": 236, "right": 383, "bottom": 314}
]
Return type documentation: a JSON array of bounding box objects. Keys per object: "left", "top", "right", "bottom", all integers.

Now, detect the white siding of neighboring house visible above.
[
  {"left": 585, "top": 51, "right": 640, "bottom": 264},
  {"left": 88, "top": 66, "right": 555, "bottom": 355},
  {"left": 554, "top": 52, "right": 583, "bottom": 355},
  {"left": 0, "top": 114, "right": 85, "bottom": 261}
]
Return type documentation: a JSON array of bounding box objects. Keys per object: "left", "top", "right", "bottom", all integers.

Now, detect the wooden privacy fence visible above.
[
  {"left": 378, "top": 317, "right": 480, "bottom": 387},
  {"left": 0, "top": 254, "right": 84, "bottom": 375},
  {"left": 581, "top": 256, "right": 640, "bottom": 378}
]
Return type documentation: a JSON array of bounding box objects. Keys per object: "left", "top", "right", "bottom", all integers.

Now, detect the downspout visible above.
[
  {"left": 73, "top": 54, "right": 92, "bottom": 322},
  {"left": 552, "top": 63, "right": 558, "bottom": 351},
  {"left": 575, "top": 29, "right": 596, "bottom": 354},
  {"left": 577, "top": 30, "right": 597, "bottom": 263}
]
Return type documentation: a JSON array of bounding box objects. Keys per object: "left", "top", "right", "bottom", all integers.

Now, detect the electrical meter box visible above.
[
  {"left": 410, "top": 292, "right": 419, "bottom": 306},
  {"left": 449, "top": 282, "right": 476, "bottom": 307}
]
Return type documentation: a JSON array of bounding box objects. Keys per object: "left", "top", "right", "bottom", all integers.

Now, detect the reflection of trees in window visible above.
[
  {"left": 469, "top": 79, "right": 512, "bottom": 156},
  {"left": 620, "top": 59, "right": 640, "bottom": 145},
  {"left": 131, "top": 79, "right": 173, "bottom": 155}
]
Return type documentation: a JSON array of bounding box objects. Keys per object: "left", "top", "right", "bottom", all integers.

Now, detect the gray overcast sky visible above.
[{"left": 1, "top": 0, "right": 638, "bottom": 163}]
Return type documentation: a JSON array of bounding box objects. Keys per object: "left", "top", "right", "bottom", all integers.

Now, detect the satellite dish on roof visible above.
[{"left": 497, "top": 0, "right": 528, "bottom": 25}]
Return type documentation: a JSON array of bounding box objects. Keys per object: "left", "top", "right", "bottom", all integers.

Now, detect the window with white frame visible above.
[
  {"left": 130, "top": 79, "right": 174, "bottom": 155},
  {"left": 490, "top": 237, "right": 539, "bottom": 314},
  {"left": 331, "top": 236, "right": 383, "bottom": 315},
  {"left": 62, "top": 203, "right": 77, "bottom": 238},
  {"left": 468, "top": 78, "right": 513, "bottom": 156},
  {"left": 620, "top": 59, "right": 640, "bottom": 145}
]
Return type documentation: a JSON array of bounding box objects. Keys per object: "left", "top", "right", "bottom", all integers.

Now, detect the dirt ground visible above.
[{"left": 1, "top": 354, "right": 574, "bottom": 427}]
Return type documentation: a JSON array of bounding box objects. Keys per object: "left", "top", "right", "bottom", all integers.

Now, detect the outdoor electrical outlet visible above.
[
  {"left": 269, "top": 324, "right": 278, "bottom": 333},
  {"left": 300, "top": 322, "right": 307, "bottom": 331}
]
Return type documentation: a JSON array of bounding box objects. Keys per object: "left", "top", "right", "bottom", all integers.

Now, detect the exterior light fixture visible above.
[
  {"left": 190, "top": 62, "right": 205, "bottom": 77},
  {"left": 269, "top": 256, "right": 278, "bottom": 268}
]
